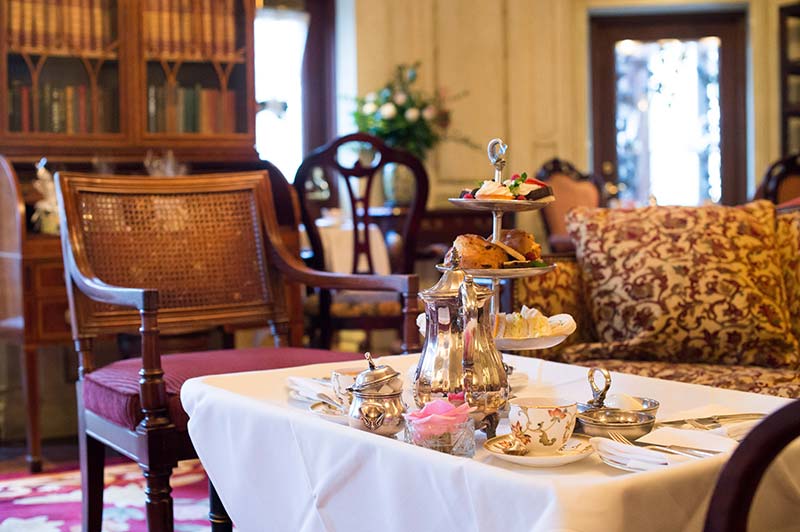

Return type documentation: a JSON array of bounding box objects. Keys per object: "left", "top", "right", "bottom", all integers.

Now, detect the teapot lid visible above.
[
  {"left": 350, "top": 352, "right": 400, "bottom": 393},
  {"left": 422, "top": 249, "right": 481, "bottom": 300}
]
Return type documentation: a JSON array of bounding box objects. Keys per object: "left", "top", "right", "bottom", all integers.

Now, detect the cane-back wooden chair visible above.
[
  {"left": 535, "top": 158, "right": 606, "bottom": 253},
  {"left": 704, "top": 399, "right": 800, "bottom": 532},
  {"left": 55, "top": 170, "right": 420, "bottom": 532},
  {"left": 293, "top": 133, "right": 429, "bottom": 351}
]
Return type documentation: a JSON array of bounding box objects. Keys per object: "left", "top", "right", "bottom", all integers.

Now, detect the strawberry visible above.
[
  {"left": 464, "top": 193, "right": 474, "bottom": 199},
  {"left": 511, "top": 173, "right": 520, "bottom": 181},
  {"left": 516, "top": 195, "right": 526, "bottom": 200},
  {"left": 525, "top": 178, "right": 548, "bottom": 187}
]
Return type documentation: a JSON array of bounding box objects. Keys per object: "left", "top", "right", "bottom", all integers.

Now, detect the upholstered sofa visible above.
[{"left": 513, "top": 201, "right": 800, "bottom": 398}]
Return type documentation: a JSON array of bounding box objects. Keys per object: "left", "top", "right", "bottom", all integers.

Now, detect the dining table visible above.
[{"left": 180, "top": 354, "right": 799, "bottom": 532}]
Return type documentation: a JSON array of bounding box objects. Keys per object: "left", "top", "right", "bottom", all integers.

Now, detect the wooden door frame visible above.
[{"left": 590, "top": 11, "right": 748, "bottom": 205}]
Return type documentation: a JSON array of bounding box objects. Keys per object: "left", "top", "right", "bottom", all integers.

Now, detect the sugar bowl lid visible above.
[{"left": 349, "top": 352, "right": 400, "bottom": 393}]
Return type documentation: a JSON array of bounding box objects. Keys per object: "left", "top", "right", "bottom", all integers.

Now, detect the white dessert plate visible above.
[
  {"left": 309, "top": 401, "right": 349, "bottom": 425},
  {"left": 495, "top": 335, "right": 569, "bottom": 351},
  {"left": 484, "top": 435, "right": 593, "bottom": 467},
  {"left": 448, "top": 198, "right": 553, "bottom": 212},
  {"left": 494, "top": 314, "right": 577, "bottom": 350},
  {"left": 435, "top": 263, "right": 556, "bottom": 279}
]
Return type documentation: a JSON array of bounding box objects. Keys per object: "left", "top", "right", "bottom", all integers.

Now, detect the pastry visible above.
[
  {"left": 500, "top": 229, "right": 542, "bottom": 261},
  {"left": 459, "top": 172, "right": 555, "bottom": 202},
  {"left": 494, "top": 306, "right": 553, "bottom": 339},
  {"left": 444, "top": 234, "right": 507, "bottom": 269}
]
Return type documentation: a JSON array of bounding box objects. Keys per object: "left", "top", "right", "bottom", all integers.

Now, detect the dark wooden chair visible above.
[
  {"left": 55, "top": 170, "right": 420, "bottom": 532},
  {"left": 704, "top": 399, "right": 800, "bottom": 532},
  {"left": 536, "top": 158, "right": 605, "bottom": 253},
  {"left": 293, "top": 132, "right": 429, "bottom": 351},
  {"left": 754, "top": 153, "right": 800, "bottom": 204}
]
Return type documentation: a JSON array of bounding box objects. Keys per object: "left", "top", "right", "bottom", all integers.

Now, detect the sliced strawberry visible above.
[
  {"left": 511, "top": 173, "right": 520, "bottom": 181},
  {"left": 525, "top": 178, "right": 548, "bottom": 187},
  {"left": 464, "top": 193, "right": 474, "bottom": 199},
  {"left": 516, "top": 195, "right": 526, "bottom": 200}
]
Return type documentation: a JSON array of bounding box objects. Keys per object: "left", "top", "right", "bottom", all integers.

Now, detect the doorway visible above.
[{"left": 590, "top": 12, "right": 747, "bottom": 206}]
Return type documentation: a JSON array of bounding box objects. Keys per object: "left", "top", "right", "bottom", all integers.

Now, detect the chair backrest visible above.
[
  {"left": 755, "top": 153, "right": 800, "bottom": 204},
  {"left": 56, "top": 171, "right": 299, "bottom": 343},
  {"left": 294, "top": 133, "right": 429, "bottom": 275},
  {"left": 536, "top": 158, "right": 603, "bottom": 247},
  {"left": 0, "top": 156, "right": 25, "bottom": 331},
  {"left": 704, "top": 399, "right": 800, "bottom": 532}
]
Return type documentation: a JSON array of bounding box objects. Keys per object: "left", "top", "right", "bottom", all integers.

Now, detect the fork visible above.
[{"left": 607, "top": 431, "right": 718, "bottom": 458}]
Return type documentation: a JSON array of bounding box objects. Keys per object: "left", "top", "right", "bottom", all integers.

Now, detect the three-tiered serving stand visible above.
[{"left": 439, "top": 138, "right": 557, "bottom": 331}]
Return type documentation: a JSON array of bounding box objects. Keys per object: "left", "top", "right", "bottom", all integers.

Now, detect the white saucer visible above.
[
  {"left": 309, "top": 401, "right": 349, "bottom": 425},
  {"left": 495, "top": 335, "right": 569, "bottom": 351},
  {"left": 484, "top": 435, "right": 593, "bottom": 467}
]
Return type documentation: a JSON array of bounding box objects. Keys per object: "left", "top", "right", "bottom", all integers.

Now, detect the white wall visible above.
[{"left": 348, "top": 0, "right": 794, "bottom": 208}]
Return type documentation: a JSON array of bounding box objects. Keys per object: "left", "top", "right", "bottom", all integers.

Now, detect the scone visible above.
[
  {"left": 445, "top": 234, "right": 507, "bottom": 269},
  {"left": 500, "top": 229, "right": 542, "bottom": 261}
]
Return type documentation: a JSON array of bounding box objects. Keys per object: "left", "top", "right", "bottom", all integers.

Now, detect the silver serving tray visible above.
[
  {"left": 448, "top": 198, "right": 553, "bottom": 212},
  {"left": 435, "top": 263, "right": 556, "bottom": 279}
]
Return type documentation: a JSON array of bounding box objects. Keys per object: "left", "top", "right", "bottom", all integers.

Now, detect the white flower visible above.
[
  {"left": 365, "top": 92, "right": 377, "bottom": 102},
  {"left": 404, "top": 107, "right": 420, "bottom": 122},
  {"left": 393, "top": 92, "right": 408, "bottom": 106},
  {"left": 362, "top": 102, "right": 377, "bottom": 115},
  {"left": 422, "top": 106, "right": 437, "bottom": 120},
  {"left": 379, "top": 102, "right": 397, "bottom": 119}
]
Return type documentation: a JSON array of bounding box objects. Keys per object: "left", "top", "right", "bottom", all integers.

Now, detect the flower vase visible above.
[{"left": 382, "top": 163, "right": 415, "bottom": 207}]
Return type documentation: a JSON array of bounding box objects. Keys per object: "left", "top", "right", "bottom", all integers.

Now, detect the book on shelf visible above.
[
  {"left": 9, "top": 81, "right": 116, "bottom": 134},
  {"left": 146, "top": 83, "right": 238, "bottom": 134},
  {"left": 5, "top": 0, "right": 114, "bottom": 52},
  {"left": 141, "top": 0, "right": 239, "bottom": 58}
]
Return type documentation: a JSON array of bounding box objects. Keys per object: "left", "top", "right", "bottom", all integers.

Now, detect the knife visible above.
[{"left": 656, "top": 413, "right": 766, "bottom": 428}]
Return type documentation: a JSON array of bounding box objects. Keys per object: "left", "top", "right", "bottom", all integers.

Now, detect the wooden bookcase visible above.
[
  {"left": 0, "top": 0, "right": 257, "bottom": 163},
  {"left": 781, "top": 3, "right": 800, "bottom": 156}
]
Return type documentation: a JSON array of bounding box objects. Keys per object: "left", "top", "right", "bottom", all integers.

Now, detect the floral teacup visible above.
[{"left": 508, "top": 397, "right": 577, "bottom": 455}]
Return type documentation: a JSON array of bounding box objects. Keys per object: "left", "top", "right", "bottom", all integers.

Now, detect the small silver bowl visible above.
[
  {"left": 576, "top": 408, "right": 655, "bottom": 439},
  {"left": 577, "top": 396, "right": 660, "bottom": 417}
]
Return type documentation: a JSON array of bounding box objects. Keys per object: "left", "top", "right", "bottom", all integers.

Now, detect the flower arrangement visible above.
[
  {"left": 405, "top": 399, "right": 476, "bottom": 456},
  {"left": 353, "top": 62, "right": 471, "bottom": 161}
]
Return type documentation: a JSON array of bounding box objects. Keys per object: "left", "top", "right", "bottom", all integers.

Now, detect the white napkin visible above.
[
  {"left": 709, "top": 420, "right": 760, "bottom": 442},
  {"left": 286, "top": 377, "right": 333, "bottom": 403},
  {"left": 638, "top": 427, "right": 737, "bottom": 453},
  {"left": 590, "top": 437, "right": 691, "bottom": 471}
]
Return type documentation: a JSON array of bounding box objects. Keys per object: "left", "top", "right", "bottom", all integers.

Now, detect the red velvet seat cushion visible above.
[{"left": 83, "top": 347, "right": 362, "bottom": 430}]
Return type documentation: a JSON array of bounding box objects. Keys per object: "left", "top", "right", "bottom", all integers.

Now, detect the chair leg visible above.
[
  {"left": 141, "top": 465, "right": 175, "bottom": 532},
  {"left": 79, "top": 432, "right": 104, "bottom": 532},
  {"left": 209, "top": 480, "right": 233, "bottom": 532},
  {"left": 20, "top": 344, "right": 42, "bottom": 473}
]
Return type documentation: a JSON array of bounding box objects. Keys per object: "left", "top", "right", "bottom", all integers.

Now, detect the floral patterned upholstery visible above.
[
  {"left": 571, "top": 359, "right": 800, "bottom": 399},
  {"left": 510, "top": 203, "right": 800, "bottom": 398},
  {"left": 565, "top": 200, "right": 798, "bottom": 368},
  {"left": 777, "top": 208, "right": 800, "bottom": 345}
]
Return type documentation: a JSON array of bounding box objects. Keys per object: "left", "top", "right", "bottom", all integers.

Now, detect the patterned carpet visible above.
[{"left": 0, "top": 460, "right": 213, "bottom": 531}]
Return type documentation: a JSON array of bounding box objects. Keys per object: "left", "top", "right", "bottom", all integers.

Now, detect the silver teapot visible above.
[
  {"left": 347, "top": 353, "right": 406, "bottom": 437},
  {"left": 413, "top": 251, "right": 508, "bottom": 437}
]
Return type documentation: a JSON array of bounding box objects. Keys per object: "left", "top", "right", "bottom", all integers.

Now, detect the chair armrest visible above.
[{"left": 62, "top": 247, "right": 157, "bottom": 311}]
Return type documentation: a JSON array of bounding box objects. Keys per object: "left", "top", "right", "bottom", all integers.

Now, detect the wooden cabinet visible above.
[
  {"left": 1, "top": 0, "right": 257, "bottom": 162},
  {"left": 781, "top": 3, "right": 800, "bottom": 156}
]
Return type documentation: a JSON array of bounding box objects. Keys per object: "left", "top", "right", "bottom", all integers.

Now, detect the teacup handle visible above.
[{"left": 588, "top": 367, "right": 611, "bottom": 407}]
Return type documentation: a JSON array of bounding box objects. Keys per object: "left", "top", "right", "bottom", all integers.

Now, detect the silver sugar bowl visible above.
[
  {"left": 347, "top": 353, "right": 406, "bottom": 437},
  {"left": 413, "top": 251, "right": 508, "bottom": 437}
]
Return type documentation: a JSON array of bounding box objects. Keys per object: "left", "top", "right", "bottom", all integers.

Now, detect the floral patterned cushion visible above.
[
  {"left": 571, "top": 359, "right": 800, "bottom": 399},
  {"left": 511, "top": 256, "right": 596, "bottom": 359},
  {"left": 566, "top": 200, "right": 799, "bottom": 368},
  {"left": 777, "top": 209, "right": 800, "bottom": 345}
]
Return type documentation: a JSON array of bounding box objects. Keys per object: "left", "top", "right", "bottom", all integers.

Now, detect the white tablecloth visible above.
[
  {"left": 300, "top": 220, "right": 391, "bottom": 275},
  {"left": 181, "top": 355, "right": 798, "bottom": 532}
]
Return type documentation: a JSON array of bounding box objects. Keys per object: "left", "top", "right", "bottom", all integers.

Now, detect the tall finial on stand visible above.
[{"left": 487, "top": 138, "right": 508, "bottom": 183}]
